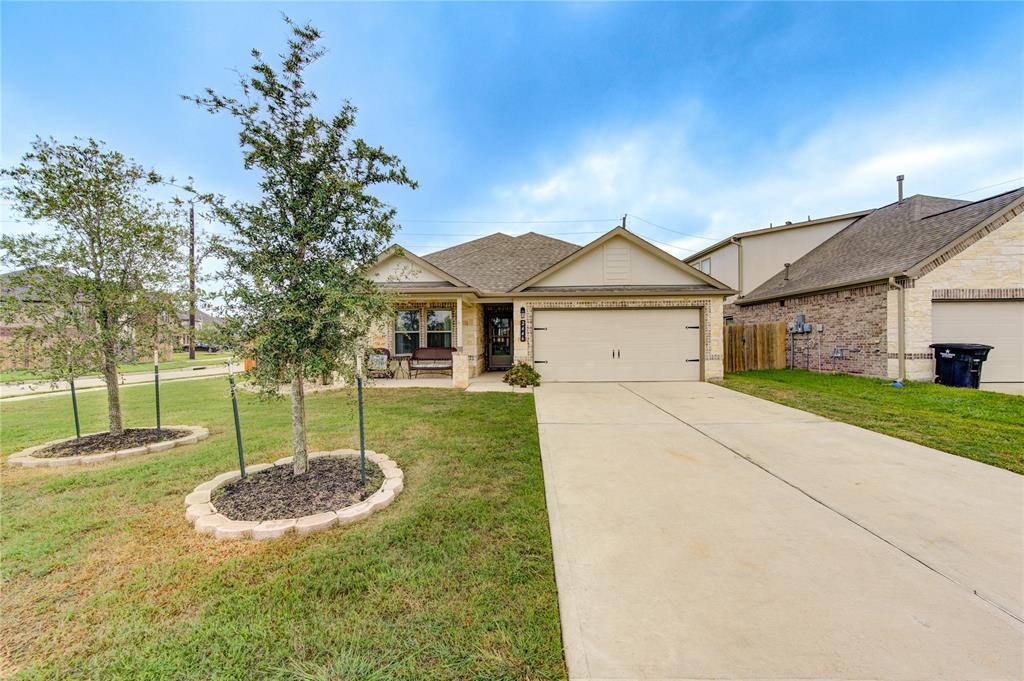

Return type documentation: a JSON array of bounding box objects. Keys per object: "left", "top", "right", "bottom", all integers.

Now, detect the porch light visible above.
[{"left": 520, "top": 306, "right": 526, "bottom": 318}]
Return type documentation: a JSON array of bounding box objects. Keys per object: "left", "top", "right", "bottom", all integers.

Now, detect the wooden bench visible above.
[{"left": 409, "top": 347, "right": 453, "bottom": 377}]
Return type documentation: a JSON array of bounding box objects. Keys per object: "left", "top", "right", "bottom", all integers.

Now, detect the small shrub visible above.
[{"left": 503, "top": 362, "right": 541, "bottom": 387}]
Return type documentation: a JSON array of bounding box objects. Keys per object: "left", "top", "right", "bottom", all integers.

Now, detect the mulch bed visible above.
[
  {"left": 36, "top": 428, "right": 188, "bottom": 458},
  {"left": 212, "top": 457, "right": 384, "bottom": 522}
]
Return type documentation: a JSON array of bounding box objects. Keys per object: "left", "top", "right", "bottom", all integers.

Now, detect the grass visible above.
[
  {"left": 720, "top": 370, "right": 1024, "bottom": 475},
  {"left": 0, "top": 378, "right": 566, "bottom": 679},
  {"left": 1, "top": 351, "right": 232, "bottom": 383}
]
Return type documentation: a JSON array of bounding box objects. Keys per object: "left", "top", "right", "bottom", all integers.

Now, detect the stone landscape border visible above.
[
  {"left": 7, "top": 426, "right": 209, "bottom": 468},
  {"left": 185, "top": 449, "right": 403, "bottom": 541}
]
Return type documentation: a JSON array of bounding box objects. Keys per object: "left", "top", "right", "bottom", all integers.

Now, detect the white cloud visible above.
[{"left": 456, "top": 74, "right": 1023, "bottom": 257}]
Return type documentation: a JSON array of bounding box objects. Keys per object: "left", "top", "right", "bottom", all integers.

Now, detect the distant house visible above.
[
  {"left": 0, "top": 269, "right": 47, "bottom": 369},
  {"left": 367, "top": 226, "right": 734, "bottom": 385},
  {"left": 729, "top": 188, "right": 1024, "bottom": 387},
  {"left": 684, "top": 209, "right": 872, "bottom": 318},
  {"left": 176, "top": 309, "right": 224, "bottom": 351}
]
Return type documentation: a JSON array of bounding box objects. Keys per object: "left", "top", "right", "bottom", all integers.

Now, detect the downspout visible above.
[
  {"left": 888, "top": 276, "right": 906, "bottom": 382},
  {"left": 730, "top": 237, "right": 743, "bottom": 296}
]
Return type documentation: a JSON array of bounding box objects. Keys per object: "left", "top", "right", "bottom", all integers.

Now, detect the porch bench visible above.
[{"left": 409, "top": 347, "right": 453, "bottom": 377}]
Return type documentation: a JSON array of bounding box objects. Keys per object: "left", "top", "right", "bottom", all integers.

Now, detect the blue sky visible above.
[{"left": 3, "top": 2, "right": 1023, "bottom": 258}]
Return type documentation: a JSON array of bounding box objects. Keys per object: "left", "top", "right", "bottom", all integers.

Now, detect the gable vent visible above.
[{"left": 603, "top": 243, "right": 630, "bottom": 284}]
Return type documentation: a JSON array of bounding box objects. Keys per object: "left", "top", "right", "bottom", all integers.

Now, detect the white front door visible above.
[{"left": 532, "top": 308, "right": 702, "bottom": 382}]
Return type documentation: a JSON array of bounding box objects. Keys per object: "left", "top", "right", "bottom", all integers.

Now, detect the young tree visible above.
[
  {"left": 0, "top": 138, "right": 185, "bottom": 435},
  {"left": 186, "top": 19, "right": 416, "bottom": 475}
]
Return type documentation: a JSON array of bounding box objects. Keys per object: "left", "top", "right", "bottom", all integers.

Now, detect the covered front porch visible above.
[
  {"left": 367, "top": 294, "right": 517, "bottom": 388},
  {"left": 363, "top": 370, "right": 532, "bottom": 393}
]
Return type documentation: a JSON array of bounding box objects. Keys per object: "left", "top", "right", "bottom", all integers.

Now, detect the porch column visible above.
[
  {"left": 456, "top": 296, "right": 463, "bottom": 351},
  {"left": 451, "top": 296, "right": 469, "bottom": 388}
]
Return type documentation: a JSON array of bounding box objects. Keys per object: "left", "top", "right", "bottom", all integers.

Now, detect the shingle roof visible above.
[
  {"left": 740, "top": 188, "right": 1024, "bottom": 304},
  {"left": 175, "top": 309, "right": 224, "bottom": 325},
  {"left": 422, "top": 232, "right": 581, "bottom": 293}
]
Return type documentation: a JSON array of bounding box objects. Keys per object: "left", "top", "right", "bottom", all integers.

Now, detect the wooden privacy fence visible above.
[{"left": 724, "top": 322, "right": 787, "bottom": 372}]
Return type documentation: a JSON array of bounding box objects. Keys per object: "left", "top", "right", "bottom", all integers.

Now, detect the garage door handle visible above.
[
  {"left": 534, "top": 360, "right": 548, "bottom": 364},
  {"left": 534, "top": 327, "right": 547, "bottom": 331},
  {"left": 686, "top": 358, "right": 700, "bottom": 362},
  {"left": 686, "top": 325, "right": 699, "bottom": 329}
]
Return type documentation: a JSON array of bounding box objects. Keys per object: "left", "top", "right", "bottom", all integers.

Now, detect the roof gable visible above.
[
  {"left": 368, "top": 246, "right": 468, "bottom": 287},
  {"left": 515, "top": 227, "right": 731, "bottom": 292},
  {"left": 740, "top": 188, "right": 1024, "bottom": 303}
]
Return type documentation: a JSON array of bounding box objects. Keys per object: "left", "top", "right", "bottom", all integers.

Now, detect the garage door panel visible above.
[
  {"left": 932, "top": 301, "right": 1023, "bottom": 383},
  {"left": 533, "top": 308, "right": 701, "bottom": 382}
]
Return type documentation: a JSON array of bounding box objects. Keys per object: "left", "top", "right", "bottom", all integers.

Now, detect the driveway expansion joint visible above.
[{"left": 616, "top": 382, "right": 1024, "bottom": 626}]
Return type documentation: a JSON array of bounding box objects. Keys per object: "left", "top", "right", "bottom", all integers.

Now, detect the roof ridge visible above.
[
  {"left": 513, "top": 231, "right": 581, "bottom": 248},
  {"left": 918, "top": 186, "right": 1024, "bottom": 221},
  {"left": 422, "top": 232, "right": 511, "bottom": 259}
]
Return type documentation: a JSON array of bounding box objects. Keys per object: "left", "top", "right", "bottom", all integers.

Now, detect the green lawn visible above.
[
  {"left": 720, "top": 370, "right": 1024, "bottom": 475},
  {"left": 1, "top": 351, "right": 232, "bottom": 383},
  {"left": 0, "top": 379, "right": 566, "bottom": 679}
]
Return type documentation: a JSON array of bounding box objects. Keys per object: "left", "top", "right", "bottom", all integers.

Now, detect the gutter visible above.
[
  {"left": 730, "top": 237, "right": 743, "bottom": 297},
  {"left": 735, "top": 274, "right": 894, "bottom": 306},
  {"left": 683, "top": 208, "right": 874, "bottom": 263}
]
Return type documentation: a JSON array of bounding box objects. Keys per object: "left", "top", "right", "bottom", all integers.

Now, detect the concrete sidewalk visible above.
[
  {"left": 0, "top": 362, "right": 238, "bottom": 401},
  {"left": 536, "top": 381, "right": 1023, "bottom": 681}
]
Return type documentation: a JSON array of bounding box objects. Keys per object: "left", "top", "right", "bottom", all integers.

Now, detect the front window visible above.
[
  {"left": 426, "top": 309, "right": 452, "bottom": 348},
  {"left": 395, "top": 310, "right": 419, "bottom": 354}
]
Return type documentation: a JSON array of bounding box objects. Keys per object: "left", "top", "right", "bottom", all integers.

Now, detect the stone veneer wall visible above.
[
  {"left": 460, "top": 300, "right": 486, "bottom": 377},
  {"left": 511, "top": 296, "right": 725, "bottom": 381},
  {"left": 368, "top": 299, "right": 485, "bottom": 378},
  {"left": 732, "top": 284, "right": 889, "bottom": 376},
  {"left": 889, "top": 211, "right": 1024, "bottom": 381}
]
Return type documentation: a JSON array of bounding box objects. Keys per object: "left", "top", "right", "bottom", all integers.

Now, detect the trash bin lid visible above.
[{"left": 929, "top": 343, "right": 994, "bottom": 350}]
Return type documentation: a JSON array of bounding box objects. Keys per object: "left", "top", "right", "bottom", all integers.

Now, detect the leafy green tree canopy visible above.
[
  {"left": 185, "top": 19, "right": 416, "bottom": 474},
  {"left": 1, "top": 137, "right": 185, "bottom": 435}
]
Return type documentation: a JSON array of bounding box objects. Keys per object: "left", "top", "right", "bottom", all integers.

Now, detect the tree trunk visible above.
[
  {"left": 102, "top": 341, "right": 124, "bottom": 436},
  {"left": 291, "top": 366, "right": 309, "bottom": 475}
]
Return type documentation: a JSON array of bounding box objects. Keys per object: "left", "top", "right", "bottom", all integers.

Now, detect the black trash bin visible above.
[{"left": 929, "top": 343, "right": 993, "bottom": 388}]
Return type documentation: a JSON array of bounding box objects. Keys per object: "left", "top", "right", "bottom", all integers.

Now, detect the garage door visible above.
[
  {"left": 532, "top": 308, "right": 702, "bottom": 382},
  {"left": 933, "top": 301, "right": 1024, "bottom": 384}
]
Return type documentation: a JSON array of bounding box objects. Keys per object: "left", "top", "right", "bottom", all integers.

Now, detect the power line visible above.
[
  {"left": 626, "top": 214, "right": 717, "bottom": 240},
  {"left": 395, "top": 229, "right": 608, "bottom": 238},
  {"left": 400, "top": 217, "right": 618, "bottom": 225},
  {"left": 637, "top": 234, "right": 697, "bottom": 254},
  {"left": 952, "top": 176, "right": 1024, "bottom": 197}
]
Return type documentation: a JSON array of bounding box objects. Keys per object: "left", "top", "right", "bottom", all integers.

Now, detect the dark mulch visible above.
[
  {"left": 36, "top": 428, "right": 188, "bottom": 458},
  {"left": 212, "top": 457, "right": 384, "bottom": 522}
]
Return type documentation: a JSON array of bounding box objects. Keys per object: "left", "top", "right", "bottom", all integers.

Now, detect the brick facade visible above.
[{"left": 732, "top": 284, "right": 889, "bottom": 376}]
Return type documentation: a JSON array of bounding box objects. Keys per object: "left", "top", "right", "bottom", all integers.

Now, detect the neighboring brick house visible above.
[
  {"left": 175, "top": 309, "right": 224, "bottom": 351},
  {"left": 731, "top": 188, "right": 1024, "bottom": 387},
  {"left": 367, "top": 226, "right": 734, "bottom": 386}
]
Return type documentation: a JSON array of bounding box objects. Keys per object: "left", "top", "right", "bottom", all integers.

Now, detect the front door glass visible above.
[{"left": 488, "top": 309, "right": 512, "bottom": 370}]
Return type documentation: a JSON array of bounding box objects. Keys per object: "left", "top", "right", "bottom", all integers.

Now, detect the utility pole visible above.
[{"left": 188, "top": 204, "right": 196, "bottom": 360}]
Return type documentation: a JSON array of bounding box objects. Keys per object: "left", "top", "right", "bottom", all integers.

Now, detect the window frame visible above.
[
  {"left": 394, "top": 309, "right": 420, "bottom": 355},
  {"left": 425, "top": 309, "right": 453, "bottom": 349},
  {"left": 699, "top": 258, "right": 711, "bottom": 274}
]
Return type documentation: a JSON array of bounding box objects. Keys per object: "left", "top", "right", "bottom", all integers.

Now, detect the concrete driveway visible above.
[{"left": 536, "top": 381, "right": 1023, "bottom": 681}]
